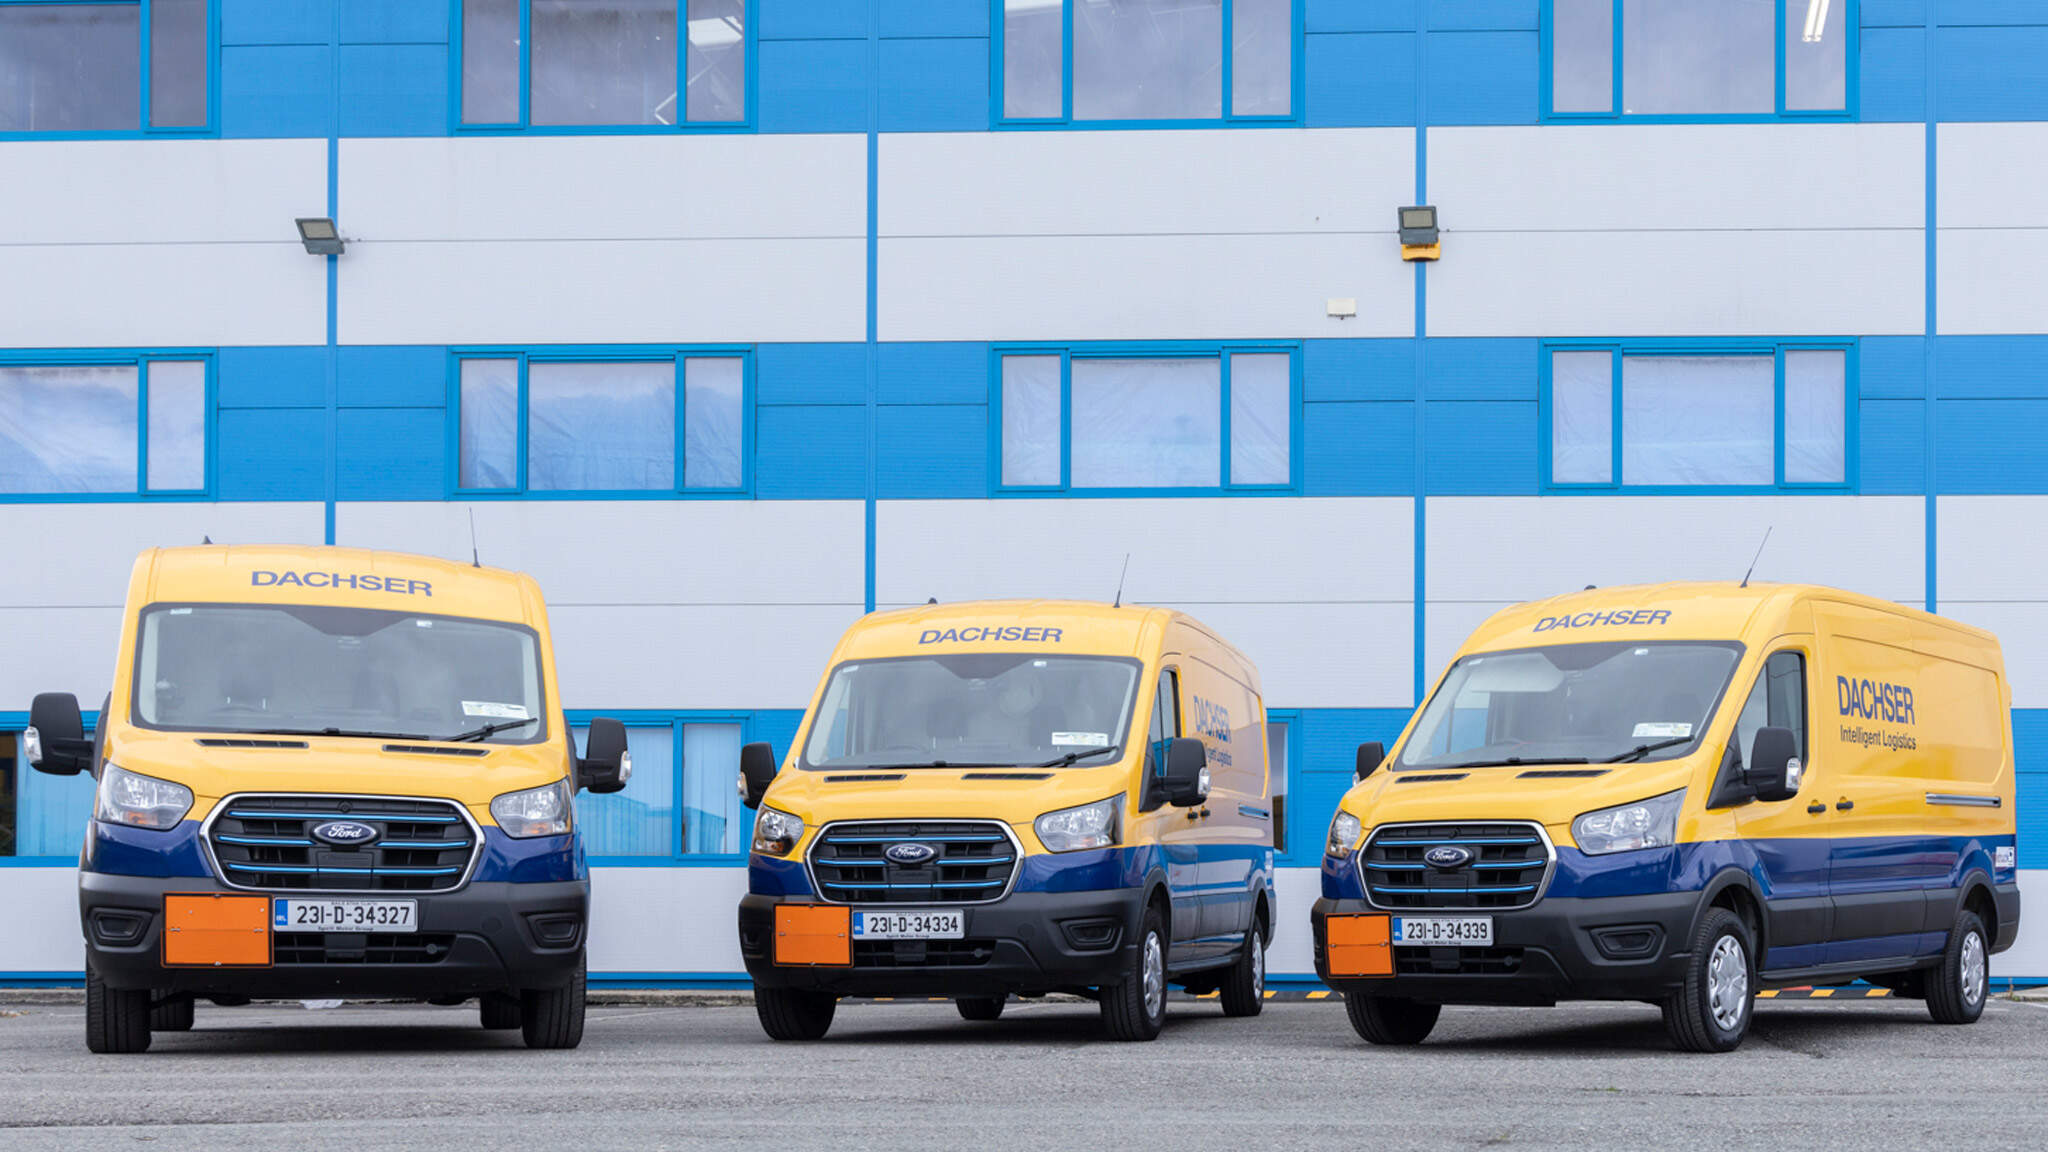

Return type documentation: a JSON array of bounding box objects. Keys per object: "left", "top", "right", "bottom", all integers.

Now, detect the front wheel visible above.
[
  {"left": 85, "top": 965, "right": 151, "bottom": 1054},
  {"left": 1926, "top": 911, "right": 1990, "bottom": 1025},
  {"left": 1343, "top": 993, "right": 1439, "bottom": 1045},
  {"left": 756, "top": 987, "right": 837, "bottom": 1040},
  {"left": 480, "top": 992, "right": 521, "bottom": 1031},
  {"left": 519, "top": 952, "right": 587, "bottom": 1050},
  {"left": 1101, "top": 904, "right": 1168, "bottom": 1041},
  {"left": 1218, "top": 923, "right": 1265, "bottom": 1018},
  {"left": 1663, "top": 907, "right": 1754, "bottom": 1052},
  {"left": 150, "top": 993, "right": 194, "bottom": 1032},
  {"left": 955, "top": 996, "right": 1005, "bottom": 1021}
]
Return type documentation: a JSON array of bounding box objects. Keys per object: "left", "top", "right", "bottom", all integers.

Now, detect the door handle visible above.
[
  {"left": 1807, "top": 802, "right": 1827, "bottom": 814},
  {"left": 1835, "top": 799, "right": 1855, "bottom": 811}
]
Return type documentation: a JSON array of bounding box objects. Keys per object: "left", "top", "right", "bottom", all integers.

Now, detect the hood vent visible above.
[
  {"left": 196, "top": 738, "right": 308, "bottom": 750},
  {"left": 1397, "top": 773, "right": 1468, "bottom": 784},
  {"left": 962, "top": 772, "right": 1053, "bottom": 781},
  {"left": 1516, "top": 769, "right": 1610, "bottom": 779},
  {"left": 824, "top": 773, "right": 906, "bottom": 783},
  {"left": 381, "top": 744, "right": 490, "bottom": 758}
]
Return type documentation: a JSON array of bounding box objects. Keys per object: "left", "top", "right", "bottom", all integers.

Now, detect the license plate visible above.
[
  {"left": 852, "top": 910, "right": 963, "bottom": 940},
  {"left": 1391, "top": 916, "right": 1493, "bottom": 946},
  {"left": 272, "top": 898, "right": 418, "bottom": 933}
]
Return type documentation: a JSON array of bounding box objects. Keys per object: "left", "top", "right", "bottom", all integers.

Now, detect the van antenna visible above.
[
  {"left": 1739, "top": 526, "right": 1773, "bottom": 588},
  {"left": 202, "top": 535, "right": 212, "bottom": 545},
  {"left": 1112, "top": 553, "right": 1130, "bottom": 608},
  {"left": 468, "top": 508, "right": 481, "bottom": 568}
]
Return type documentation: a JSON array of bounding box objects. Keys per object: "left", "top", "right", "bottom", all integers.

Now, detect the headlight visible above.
[
  {"left": 752, "top": 807, "right": 804, "bottom": 856},
  {"left": 1572, "top": 789, "right": 1685, "bottom": 855},
  {"left": 1326, "top": 810, "right": 1363, "bottom": 858},
  {"left": 490, "top": 779, "right": 572, "bottom": 838},
  {"left": 95, "top": 764, "right": 193, "bottom": 830},
  {"left": 1035, "top": 795, "right": 1120, "bottom": 853}
]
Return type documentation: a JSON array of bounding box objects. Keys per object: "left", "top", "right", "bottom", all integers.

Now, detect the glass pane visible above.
[
  {"left": 1550, "top": 351, "right": 1612, "bottom": 484},
  {"left": 1003, "top": 0, "right": 1063, "bottom": 118},
  {"left": 1230, "top": 0, "right": 1290, "bottom": 117},
  {"left": 0, "top": 4, "right": 140, "bottom": 131},
  {"left": 682, "top": 722, "right": 743, "bottom": 854},
  {"left": 531, "top": 0, "right": 679, "bottom": 126},
  {"left": 686, "top": 0, "right": 745, "bottom": 122},
  {"left": 16, "top": 746, "right": 96, "bottom": 857},
  {"left": 1265, "top": 719, "right": 1286, "bottom": 852},
  {"left": 1621, "top": 0, "right": 1773, "bottom": 115},
  {"left": 458, "top": 359, "right": 519, "bottom": 489},
  {"left": 1228, "top": 353, "right": 1289, "bottom": 485},
  {"left": 1785, "top": 0, "right": 1846, "bottom": 111},
  {"left": 683, "top": 356, "right": 743, "bottom": 489},
  {"left": 1551, "top": 0, "right": 1614, "bottom": 113},
  {"left": 1074, "top": 0, "right": 1222, "bottom": 121},
  {"left": 148, "top": 0, "right": 207, "bottom": 127},
  {"left": 461, "top": 0, "right": 523, "bottom": 123},
  {"left": 1785, "top": 350, "right": 1846, "bottom": 484},
  {"left": 1000, "top": 355, "right": 1061, "bottom": 487},
  {"left": 0, "top": 365, "right": 138, "bottom": 493},
  {"left": 573, "top": 724, "right": 676, "bottom": 857},
  {"left": 1621, "top": 355, "right": 1774, "bottom": 486},
  {"left": 145, "top": 360, "right": 206, "bottom": 491},
  {"left": 528, "top": 361, "right": 675, "bottom": 490},
  {"left": 1071, "top": 358, "right": 1220, "bottom": 488},
  {"left": 0, "top": 732, "right": 13, "bottom": 857}
]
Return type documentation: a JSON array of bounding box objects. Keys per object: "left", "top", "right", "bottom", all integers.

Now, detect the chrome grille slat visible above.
[
  {"left": 206, "top": 794, "right": 480, "bottom": 894},
  {"left": 806, "top": 820, "right": 1020, "bottom": 906},
  {"left": 1360, "top": 821, "right": 1554, "bottom": 912}
]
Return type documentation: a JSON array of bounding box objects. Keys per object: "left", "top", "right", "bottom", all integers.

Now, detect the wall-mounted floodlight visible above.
[
  {"left": 1399, "top": 205, "right": 1440, "bottom": 262},
  {"left": 295, "top": 217, "right": 345, "bottom": 256}
]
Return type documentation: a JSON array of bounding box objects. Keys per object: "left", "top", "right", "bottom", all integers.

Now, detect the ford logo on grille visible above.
[
  {"left": 1424, "top": 845, "right": 1473, "bottom": 869},
  {"left": 884, "top": 842, "right": 938, "bottom": 866},
  {"left": 310, "top": 820, "right": 380, "bottom": 847}
]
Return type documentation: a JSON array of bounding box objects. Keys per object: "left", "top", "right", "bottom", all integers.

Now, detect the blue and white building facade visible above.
[{"left": 3, "top": 0, "right": 2047, "bottom": 984}]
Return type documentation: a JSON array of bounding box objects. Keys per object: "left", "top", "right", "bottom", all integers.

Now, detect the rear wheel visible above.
[
  {"left": 519, "top": 952, "right": 586, "bottom": 1050},
  {"left": 85, "top": 965, "right": 151, "bottom": 1054},
  {"left": 1101, "top": 904, "right": 1168, "bottom": 1041},
  {"left": 1218, "top": 922, "right": 1265, "bottom": 1018},
  {"left": 755, "top": 987, "right": 837, "bottom": 1040},
  {"left": 1663, "top": 907, "right": 1754, "bottom": 1052},
  {"left": 1926, "top": 911, "right": 1990, "bottom": 1025},
  {"left": 480, "top": 992, "right": 521, "bottom": 1030},
  {"left": 149, "top": 994, "right": 194, "bottom": 1033},
  {"left": 1343, "top": 993, "right": 1439, "bottom": 1045},
  {"left": 955, "top": 996, "right": 1006, "bottom": 1021}
]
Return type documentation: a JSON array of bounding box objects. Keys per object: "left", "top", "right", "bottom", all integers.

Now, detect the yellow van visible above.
[
  {"left": 1312, "top": 582, "right": 2020, "bottom": 1052},
  {"left": 736, "top": 600, "right": 1278, "bottom": 1041},
  {"left": 25, "top": 545, "right": 631, "bottom": 1053}
]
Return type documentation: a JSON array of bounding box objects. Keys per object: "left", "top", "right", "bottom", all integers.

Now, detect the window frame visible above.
[
  {"left": 1538, "top": 338, "right": 1858, "bottom": 495},
  {"left": 0, "top": 709, "right": 99, "bottom": 866},
  {"left": 988, "top": 342, "right": 1302, "bottom": 497},
  {"left": 451, "top": 0, "right": 757, "bottom": 134},
  {"left": 567, "top": 708, "right": 754, "bottom": 866},
  {"left": 447, "top": 346, "right": 754, "bottom": 499},
  {"left": 1539, "top": 0, "right": 1859, "bottom": 123},
  {"left": 0, "top": 0, "right": 217, "bottom": 139},
  {"left": 991, "top": 0, "right": 1305, "bottom": 130},
  {"left": 0, "top": 349, "right": 216, "bottom": 501}
]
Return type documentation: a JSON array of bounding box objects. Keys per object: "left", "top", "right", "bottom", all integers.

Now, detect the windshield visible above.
[
  {"left": 801, "top": 654, "right": 1142, "bottom": 770},
  {"left": 132, "top": 604, "right": 547, "bottom": 744},
  {"left": 1397, "top": 641, "right": 1743, "bottom": 770}
]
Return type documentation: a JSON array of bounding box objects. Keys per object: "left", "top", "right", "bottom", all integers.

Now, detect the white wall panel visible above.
[
  {"left": 1937, "top": 228, "right": 2048, "bottom": 335},
  {"left": 1935, "top": 603, "right": 2048, "bottom": 709},
  {"left": 1938, "top": 123, "right": 2048, "bottom": 228},
  {"left": 587, "top": 866, "right": 751, "bottom": 975},
  {"left": 0, "top": 870, "right": 83, "bottom": 972},
  {"left": 1935, "top": 498, "right": 2048, "bottom": 707},
  {"left": 548, "top": 604, "right": 855, "bottom": 710}
]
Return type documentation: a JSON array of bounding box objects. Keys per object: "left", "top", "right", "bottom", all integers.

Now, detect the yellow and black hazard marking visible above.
[{"left": 1756, "top": 986, "right": 1892, "bottom": 999}]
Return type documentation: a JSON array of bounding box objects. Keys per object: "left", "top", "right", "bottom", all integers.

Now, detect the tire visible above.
[
  {"left": 755, "top": 987, "right": 837, "bottom": 1041},
  {"left": 480, "top": 992, "right": 521, "bottom": 1031},
  {"left": 1219, "top": 922, "right": 1266, "bottom": 1018},
  {"left": 519, "top": 952, "right": 586, "bottom": 1050},
  {"left": 1343, "top": 992, "right": 1440, "bottom": 1045},
  {"left": 1101, "top": 903, "right": 1169, "bottom": 1041},
  {"left": 1926, "top": 910, "right": 1990, "bottom": 1025},
  {"left": 85, "top": 965, "right": 151, "bottom": 1054},
  {"left": 955, "top": 996, "right": 1006, "bottom": 1021},
  {"left": 149, "top": 994, "right": 195, "bottom": 1033},
  {"left": 1663, "top": 907, "right": 1755, "bottom": 1053}
]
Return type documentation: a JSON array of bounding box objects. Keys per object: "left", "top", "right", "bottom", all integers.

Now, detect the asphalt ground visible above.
[{"left": 3, "top": 996, "right": 2046, "bottom": 1151}]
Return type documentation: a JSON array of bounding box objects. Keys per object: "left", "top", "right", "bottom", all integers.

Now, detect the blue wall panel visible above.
[
  {"left": 1937, "top": 337, "right": 2048, "bottom": 399},
  {"left": 1423, "top": 338, "right": 1536, "bottom": 401},
  {"left": 1936, "top": 401, "right": 2048, "bottom": 493},
  {"left": 220, "top": 0, "right": 332, "bottom": 45},
  {"left": 881, "top": 0, "right": 988, "bottom": 38},
  {"left": 1424, "top": 402, "right": 1537, "bottom": 494},
  {"left": 756, "top": 343, "right": 867, "bottom": 406},
  {"left": 336, "top": 409, "right": 443, "bottom": 500},
  {"left": 1427, "top": 0, "right": 1538, "bottom": 30},
  {"left": 1280, "top": 707, "right": 1416, "bottom": 867},
  {"left": 1861, "top": 0, "right": 1925, "bottom": 25},
  {"left": 2014, "top": 709, "right": 2045, "bottom": 866},
  {"left": 1425, "top": 31, "right": 1538, "bottom": 125},
  {"left": 341, "top": 1, "right": 450, "bottom": 43},
  {"left": 1937, "top": 27, "right": 2048, "bottom": 121},
  {"left": 1306, "top": 0, "right": 1415, "bottom": 33},
  {"left": 1942, "top": 2, "right": 2048, "bottom": 25},
  {"left": 760, "top": 0, "right": 870, "bottom": 40},
  {"left": 337, "top": 346, "right": 446, "bottom": 408},
  {"left": 754, "top": 709, "right": 807, "bottom": 760},
  {"left": 1305, "top": 339, "right": 1416, "bottom": 402},
  {"left": 755, "top": 406, "right": 866, "bottom": 498},
  {"left": 221, "top": 46, "right": 335, "bottom": 137},
  {"left": 1303, "top": 402, "right": 1416, "bottom": 496},
  {"left": 1861, "top": 336, "right": 1927, "bottom": 399},
  {"left": 1858, "top": 399, "right": 1927, "bottom": 494},
  {"left": 880, "top": 37, "right": 989, "bottom": 131},
  {"left": 217, "top": 346, "right": 327, "bottom": 409},
  {"left": 758, "top": 39, "right": 871, "bottom": 133},
  {"left": 878, "top": 342, "right": 988, "bottom": 405},
  {"left": 1305, "top": 33, "right": 1417, "bottom": 127},
  {"left": 876, "top": 405, "right": 985, "bottom": 498},
  {"left": 1860, "top": 27, "right": 1926, "bottom": 122},
  {"left": 217, "top": 409, "right": 327, "bottom": 500},
  {"left": 340, "top": 45, "right": 448, "bottom": 136}
]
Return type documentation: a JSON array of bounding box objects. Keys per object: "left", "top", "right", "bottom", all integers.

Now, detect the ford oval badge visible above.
[
  {"left": 310, "top": 820, "right": 380, "bottom": 847},
  {"left": 1424, "top": 845, "right": 1473, "bottom": 870},
  {"left": 884, "top": 842, "right": 938, "bottom": 866}
]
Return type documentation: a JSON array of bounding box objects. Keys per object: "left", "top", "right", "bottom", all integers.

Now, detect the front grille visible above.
[
  {"left": 1360, "top": 821, "right": 1551, "bottom": 911},
  {"left": 853, "top": 939, "right": 996, "bottom": 968},
  {"left": 807, "top": 820, "right": 1018, "bottom": 905},
  {"left": 207, "top": 794, "right": 478, "bottom": 893},
  {"left": 273, "top": 933, "right": 456, "bottom": 965},
  {"left": 1395, "top": 946, "right": 1526, "bottom": 976}
]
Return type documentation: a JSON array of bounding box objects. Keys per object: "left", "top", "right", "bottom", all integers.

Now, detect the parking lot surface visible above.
[{"left": 4, "top": 996, "right": 2047, "bottom": 1150}]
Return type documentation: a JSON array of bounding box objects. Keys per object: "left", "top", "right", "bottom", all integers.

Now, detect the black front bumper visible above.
[
  {"left": 739, "top": 890, "right": 1145, "bottom": 998},
  {"left": 81, "top": 871, "right": 587, "bottom": 999},
  {"left": 1312, "top": 892, "right": 1699, "bottom": 1006}
]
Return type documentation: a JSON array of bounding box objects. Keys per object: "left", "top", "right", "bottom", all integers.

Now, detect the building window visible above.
[
  {"left": 999, "top": 0, "right": 1295, "bottom": 125},
  {"left": 0, "top": 0, "right": 210, "bottom": 134},
  {"left": 1546, "top": 0, "right": 1852, "bottom": 119},
  {"left": 994, "top": 346, "right": 1296, "bottom": 493},
  {"left": 459, "top": 0, "right": 749, "bottom": 129},
  {"left": 0, "top": 355, "right": 211, "bottom": 497},
  {"left": 571, "top": 715, "right": 747, "bottom": 859},
  {"left": 1, "top": 722, "right": 98, "bottom": 859},
  {"left": 453, "top": 350, "right": 749, "bottom": 496},
  {"left": 1543, "top": 342, "right": 1853, "bottom": 491}
]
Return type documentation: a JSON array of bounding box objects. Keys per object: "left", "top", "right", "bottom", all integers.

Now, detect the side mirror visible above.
[
  {"left": 738, "top": 742, "right": 779, "bottom": 810},
  {"left": 1746, "top": 727, "right": 1802, "bottom": 803},
  {"left": 1355, "top": 741, "right": 1386, "bottom": 782},
  {"left": 1163, "top": 737, "right": 1209, "bottom": 808},
  {"left": 576, "top": 717, "right": 632, "bottom": 794},
  {"left": 26, "top": 693, "right": 91, "bottom": 776}
]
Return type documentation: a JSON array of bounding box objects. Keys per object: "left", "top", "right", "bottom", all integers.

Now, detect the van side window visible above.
[
  {"left": 1733, "top": 651, "right": 1806, "bottom": 768},
  {"left": 1148, "top": 669, "right": 1180, "bottom": 777}
]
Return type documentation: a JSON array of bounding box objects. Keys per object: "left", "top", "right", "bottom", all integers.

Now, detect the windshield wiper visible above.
[
  {"left": 1419, "top": 756, "right": 1592, "bottom": 771},
  {"left": 253, "top": 727, "right": 430, "bottom": 741},
  {"left": 1602, "top": 736, "right": 1696, "bottom": 763},
  {"left": 1035, "top": 744, "right": 1122, "bottom": 768},
  {"left": 442, "top": 717, "right": 541, "bottom": 743}
]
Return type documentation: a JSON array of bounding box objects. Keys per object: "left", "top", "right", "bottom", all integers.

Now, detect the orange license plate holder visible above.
[
  {"left": 162, "top": 893, "right": 272, "bottom": 967},
  {"left": 774, "top": 904, "right": 852, "bottom": 967},
  {"left": 1326, "top": 913, "right": 1393, "bottom": 978}
]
